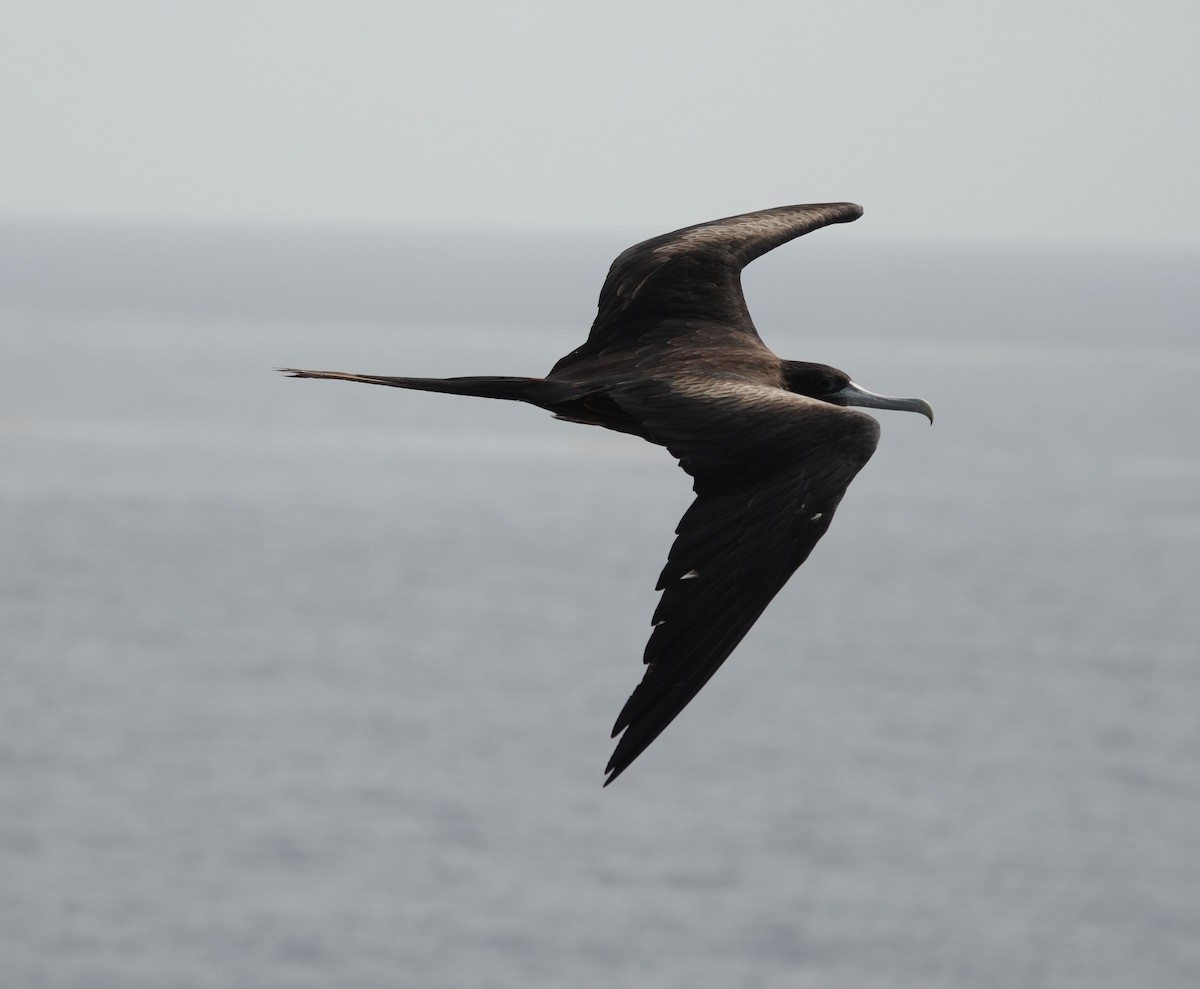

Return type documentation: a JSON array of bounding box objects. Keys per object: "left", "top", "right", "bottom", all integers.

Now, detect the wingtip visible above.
[{"left": 603, "top": 740, "right": 632, "bottom": 786}]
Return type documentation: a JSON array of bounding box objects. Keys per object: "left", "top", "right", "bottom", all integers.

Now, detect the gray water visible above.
[{"left": 3, "top": 227, "right": 1198, "bottom": 988}]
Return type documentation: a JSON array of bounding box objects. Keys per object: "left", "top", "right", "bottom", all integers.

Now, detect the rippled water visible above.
[{"left": 3, "top": 235, "right": 1198, "bottom": 988}]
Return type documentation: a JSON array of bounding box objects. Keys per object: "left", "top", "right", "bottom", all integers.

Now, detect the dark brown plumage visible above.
[{"left": 283, "top": 203, "right": 933, "bottom": 785}]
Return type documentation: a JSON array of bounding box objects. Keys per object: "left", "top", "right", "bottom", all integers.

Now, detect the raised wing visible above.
[
  {"left": 603, "top": 381, "right": 880, "bottom": 784},
  {"left": 552, "top": 203, "right": 862, "bottom": 374}
]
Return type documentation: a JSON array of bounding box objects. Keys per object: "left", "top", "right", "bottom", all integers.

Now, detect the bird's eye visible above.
[{"left": 820, "top": 376, "right": 837, "bottom": 392}]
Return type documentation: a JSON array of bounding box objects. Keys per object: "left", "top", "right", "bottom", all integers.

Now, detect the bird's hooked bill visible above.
[{"left": 831, "top": 382, "right": 934, "bottom": 423}]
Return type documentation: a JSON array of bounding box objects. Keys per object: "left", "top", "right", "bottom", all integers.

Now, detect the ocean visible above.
[{"left": 2, "top": 224, "right": 1198, "bottom": 987}]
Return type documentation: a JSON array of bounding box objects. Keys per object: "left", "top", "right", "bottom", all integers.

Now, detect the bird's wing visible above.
[
  {"left": 603, "top": 381, "right": 880, "bottom": 784},
  {"left": 553, "top": 203, "right": 862, "bottom": 373}
]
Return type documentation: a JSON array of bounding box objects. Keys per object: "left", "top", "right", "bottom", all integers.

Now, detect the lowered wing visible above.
[{"left": 603, "top": 381, "right": 880, "bottom": 783}]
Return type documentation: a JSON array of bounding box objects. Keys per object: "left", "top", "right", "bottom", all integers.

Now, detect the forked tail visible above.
[{"left": 279, "top": 367, "right": 590, "bottom": 407}]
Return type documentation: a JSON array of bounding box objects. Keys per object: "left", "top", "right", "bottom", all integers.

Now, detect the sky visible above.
[{"left": 2, "top": 1, "right": 1198, "bottom": 246}]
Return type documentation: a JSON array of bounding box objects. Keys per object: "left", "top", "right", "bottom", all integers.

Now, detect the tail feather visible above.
[{"left": 279, "top": 367, "right": 598, "bottom": 408}]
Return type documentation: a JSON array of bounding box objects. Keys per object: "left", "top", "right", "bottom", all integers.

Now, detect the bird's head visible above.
[{"left": 783, "top": 361, "right": 933, "bottom": 423}]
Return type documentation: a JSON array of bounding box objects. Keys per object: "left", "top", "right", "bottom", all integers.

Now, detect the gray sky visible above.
[{"left": 3, "top": 0, "right": 1198, "bottom": 246}]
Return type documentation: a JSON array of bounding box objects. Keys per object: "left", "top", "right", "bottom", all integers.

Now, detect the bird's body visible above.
[{"left": 284, "top": 202, "right": 932, "bottom": 784}]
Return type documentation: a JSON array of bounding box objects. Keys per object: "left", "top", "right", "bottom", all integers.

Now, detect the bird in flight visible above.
[{"left": 283, "top": 202, "right": 933, "bottom": 785}]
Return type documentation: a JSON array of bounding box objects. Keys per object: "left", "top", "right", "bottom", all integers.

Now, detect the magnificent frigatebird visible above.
[{"left": 283, "top": 202, "right": 933, "bottom": 785}]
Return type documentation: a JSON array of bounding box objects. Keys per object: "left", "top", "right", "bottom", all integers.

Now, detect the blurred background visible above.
[{"left": 3, "top": 3, "right": 1198, "bottom": 988}]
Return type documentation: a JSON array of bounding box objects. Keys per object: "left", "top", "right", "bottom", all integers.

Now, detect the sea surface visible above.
[{"left": 2, "top": 226, "right": 1198, "bottom": 988}]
